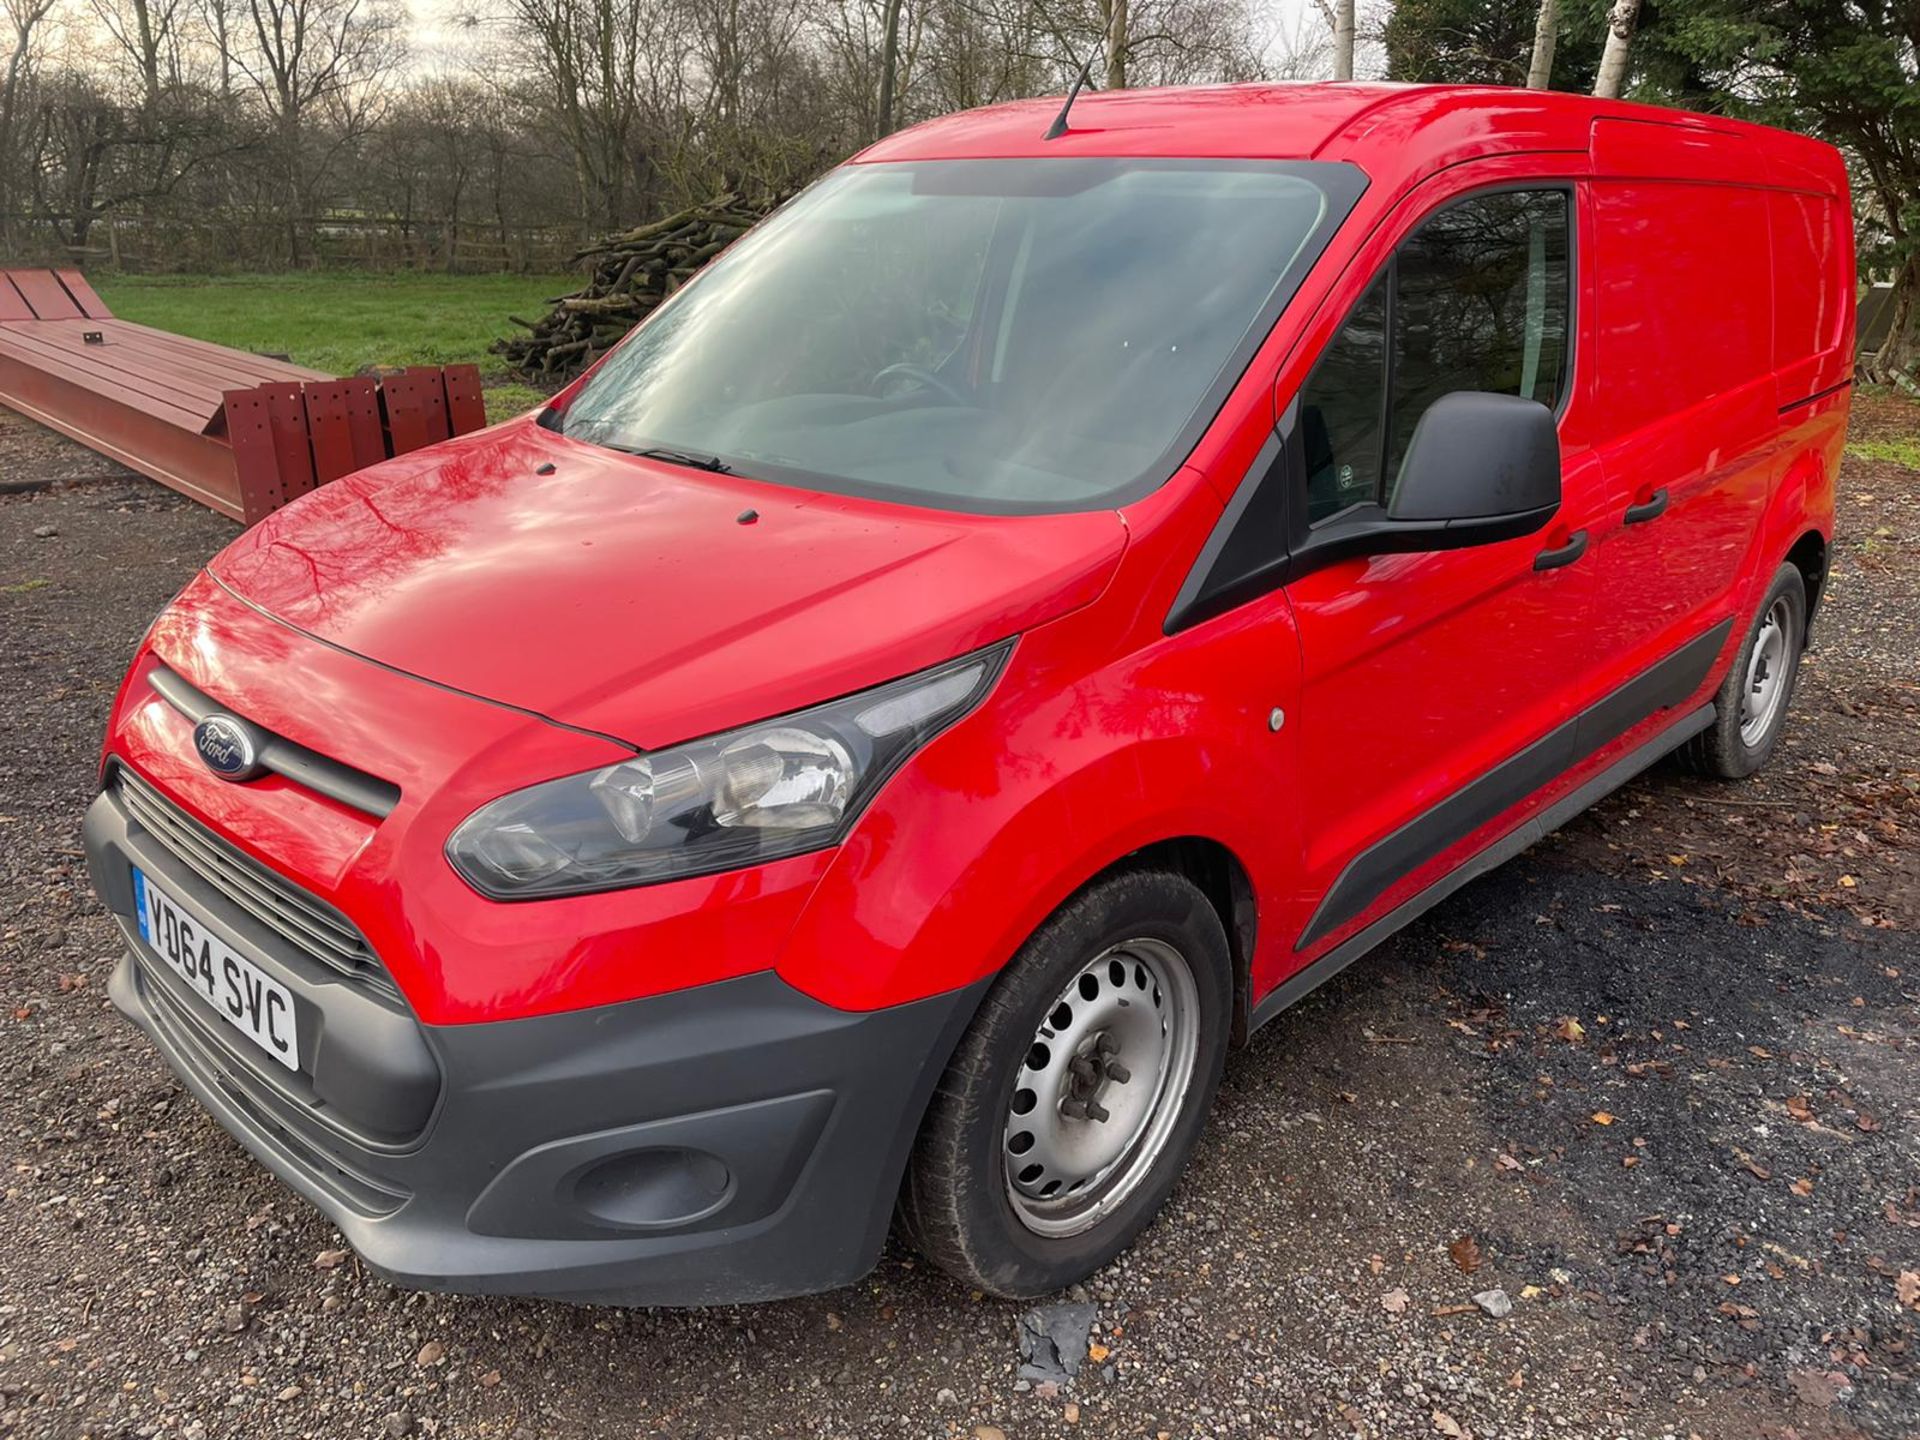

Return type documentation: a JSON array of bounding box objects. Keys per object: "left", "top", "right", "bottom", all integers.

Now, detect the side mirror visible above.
[
  {"left": 1165, "top": 391, "right": 1567, "bottom": 631},
  {"left": 1387, "top": 391, "right": 1561, "bottom": 538},
  {"left": 1286, "top": 391, "right": 1562, "bottom": 581}
]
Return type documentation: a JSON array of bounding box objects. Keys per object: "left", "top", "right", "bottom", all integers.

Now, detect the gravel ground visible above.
[{"left": 1, "top": 397, "right": 1916, "bottom": 1440}]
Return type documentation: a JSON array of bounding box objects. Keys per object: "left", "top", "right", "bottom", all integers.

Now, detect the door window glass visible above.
[
  {"left": 1383, "top": 190, "right": 1570, "bottom": 497},
  {"left": 1299, "top": 274, "right": 1387, "bottom": 523},
  {"left": 1295, "top": 187, "right": 1570, "bottom": 524}
]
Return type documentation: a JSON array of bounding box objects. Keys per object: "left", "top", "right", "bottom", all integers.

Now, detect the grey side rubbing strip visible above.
[
  {"left": 1296, "top": 618, "right": 1735, "bottom": 950},
  {"left": 1251, "top": 701, "right": 1716, "bottom": 1036},
  {"left": 149, "top": 664, "right": 403, "bottom": 819}
]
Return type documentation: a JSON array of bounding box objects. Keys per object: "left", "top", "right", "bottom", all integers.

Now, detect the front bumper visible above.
[{"left": 87, "top": 784, "right": 986, "bottom": 1306}]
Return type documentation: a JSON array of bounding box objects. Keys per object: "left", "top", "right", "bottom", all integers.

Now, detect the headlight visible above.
[{"left": 446, "top": 640, "right": 1013, "bottom": 899}]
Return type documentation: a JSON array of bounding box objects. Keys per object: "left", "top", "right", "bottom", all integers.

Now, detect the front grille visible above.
[
  {"left": 114, "top": 767, "right": 402, "bottom": 1002},
  {"left": 132, "top": 962, "right": 409, "bottom": 1217}
]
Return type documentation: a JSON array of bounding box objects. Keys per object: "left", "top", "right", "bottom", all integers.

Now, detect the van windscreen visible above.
[{"left": 555, "top": 158, "right": 1362, "bottom": 514}]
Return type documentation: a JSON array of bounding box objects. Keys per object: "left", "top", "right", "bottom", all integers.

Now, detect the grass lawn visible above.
[
  {"left": 92, "top": 272, "right": 577, "bottom": 382},
  {"left": 1847, "top": 434, "right": 1920, "bottom": 469}
]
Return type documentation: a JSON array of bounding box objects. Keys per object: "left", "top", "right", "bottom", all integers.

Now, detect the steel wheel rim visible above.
[
  {"left": 1739, "top": 597, "right": 1794, "bottom": 746},
  {"left": 1001, "top": 937, "right": 1201, "bottom": 1239}
]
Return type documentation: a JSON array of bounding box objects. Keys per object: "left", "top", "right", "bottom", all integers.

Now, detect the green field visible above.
[
  {"left": 1847, "top": 435, "right": 1920, "bottom": 469},
  {"left": 93, "top": 272, "right": 577, "bottom": 381}
]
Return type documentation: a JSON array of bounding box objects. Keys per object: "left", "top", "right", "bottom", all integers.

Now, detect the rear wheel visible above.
[
  {"left": 899, "top": 868, "right": 1230, "bottom": 1298},
  {"left": 1682, "top": 563, "right": 1807, "bottom": 780}
]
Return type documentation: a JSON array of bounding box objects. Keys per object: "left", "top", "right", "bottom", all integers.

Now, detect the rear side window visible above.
[{"left": 1301, "top": 188, "right": 1572, "bottom": 524}]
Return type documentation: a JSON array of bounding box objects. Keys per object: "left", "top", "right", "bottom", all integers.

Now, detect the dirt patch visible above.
[{"left": 0, "top": 410, "right": 137, "bottom": 492}]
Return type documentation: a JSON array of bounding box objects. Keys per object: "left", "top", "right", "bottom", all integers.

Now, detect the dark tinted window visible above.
[
  {"left": 1300, "top": 275, "right": 1387, "bottom": 523},
  {"left": 1296, "top": 188, "right": 1570, "bottom": 524},
  {"left": 1383, "top": 190, "right": 1570, "bottom": 498}
]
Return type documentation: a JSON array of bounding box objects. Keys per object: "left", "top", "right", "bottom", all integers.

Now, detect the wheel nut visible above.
[
  {"left": 1060, "top": 1098, "right": 1088, "bottom": 1119},
  {"left": 1105, "top": 1062, "right": 1131, "bottom": 1084},
  {"left": 1085, "top": 1100, "right": 1111, "bottom": 1123},
  {"left": 1069, "top": 1056, "right": 1098, "bottom": 1082}
]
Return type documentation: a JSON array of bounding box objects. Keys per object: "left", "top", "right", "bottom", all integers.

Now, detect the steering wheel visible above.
[{"left": 870, "top": 362, "right": 971, "bottom": 407}]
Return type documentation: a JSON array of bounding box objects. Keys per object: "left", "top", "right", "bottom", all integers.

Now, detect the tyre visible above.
[
  {"left": 1681, "top": 562, "right": 1807, "bottom": 780},
  {"left": 898, "top": 867, "right": 1231, "bottom": 1299}
]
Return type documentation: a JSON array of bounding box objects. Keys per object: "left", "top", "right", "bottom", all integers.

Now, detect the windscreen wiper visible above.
[{"left": 619, "top": 444, "right": 733, "bottom": 474}]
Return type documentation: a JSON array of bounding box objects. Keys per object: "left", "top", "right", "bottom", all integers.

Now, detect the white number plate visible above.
[{"left": 133, "top": 867, "right": 300, "bottom": 1071}]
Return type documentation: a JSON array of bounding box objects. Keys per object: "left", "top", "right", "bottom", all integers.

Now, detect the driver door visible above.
[{"left": 1284, "top": 172, "right": 1615, "bottom": 955}]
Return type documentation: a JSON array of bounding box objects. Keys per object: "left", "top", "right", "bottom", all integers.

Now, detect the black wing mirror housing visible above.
[
  {"left": 1388, "top": 391, "right": 1561, "bottom": 532},
  {"left": 1287, "top": 391, "right": 1562, "bottom": 579},
  {"left": 1164, "top": 391, "right": 1565, "bottom": 633}
]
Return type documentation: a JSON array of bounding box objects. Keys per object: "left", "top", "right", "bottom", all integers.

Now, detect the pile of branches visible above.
[{"left": 494, "top": 194, "right": 772, "bottom": 380}]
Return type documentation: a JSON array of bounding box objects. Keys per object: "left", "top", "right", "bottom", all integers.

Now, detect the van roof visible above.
[{"left": 857, "top": 83, "right": 1841, "bottom": 188}]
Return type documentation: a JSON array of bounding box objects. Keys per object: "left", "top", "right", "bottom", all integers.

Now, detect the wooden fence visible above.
[{"left": 0, "top": 213, "right": 586, "bottom": 274}]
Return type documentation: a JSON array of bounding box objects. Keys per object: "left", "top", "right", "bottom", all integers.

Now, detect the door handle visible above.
[
  {"left": 1533, "top": 529, "right": 1589, "bottom": 571},
  {"left": 1623, "top": 488, "right": 1670, "bottom": 524}
]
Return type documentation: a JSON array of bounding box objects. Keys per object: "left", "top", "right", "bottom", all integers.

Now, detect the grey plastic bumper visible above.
[{"left": 88, "top": 790, "right": 987, "bottom": 1306}]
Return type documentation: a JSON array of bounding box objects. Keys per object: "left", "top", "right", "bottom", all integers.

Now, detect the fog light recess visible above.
[{"left": 573, "top": 1147, "right": 734, "bottom": 1229}]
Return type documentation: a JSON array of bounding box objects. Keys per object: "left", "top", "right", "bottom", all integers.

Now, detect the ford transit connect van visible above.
[{"left": 86, "top": 84, "right": 1853, "bottom": 1304}]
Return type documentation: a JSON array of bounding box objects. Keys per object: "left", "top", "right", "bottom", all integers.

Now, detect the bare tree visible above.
[
  {"left": 217, "top": 0, "right": 405, "bottom": 258},
  {"left": 876, "top": 0, "right": 904, "bottom": 131},
  {"left": 1525, "top": 0, "right": 1555, "bottom": 87},
  {"left": 90, "top": 0, "right": 191, "bottom": 106},
  {"left": 1591, "top": 0, "right": 1638, "bottom": 98},
  {"left": 1309, "top": 0, "right": 1354, "bottom": 80},
  {"left": 198, "top": 0, "right": 237, "bottom": 93},
  {"left": 917, "top": 0, "right": 1049, "bottom": 113},
  {"left": 1263, "top": 3, "right": 1329, "bottom": 79},
  {"left": 0, "top": 0, "right": 57, "bottom": 239},
  {"left": 507, "top": 0, "right": 660, "bottom": 227},
  {"left": 1104, "top": 0, "right": 1126, "bottom": 87},
  {"left": 0, "top": 0, "right": 1283, "bottom": 266}
]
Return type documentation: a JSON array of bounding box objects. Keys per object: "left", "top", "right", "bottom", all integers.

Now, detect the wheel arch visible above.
[
  {"left": 1749, "top": 425, "right": 1837, "bottom": 635},
  {"left": 1785, "top": 527, "right": 1829, "bottom": 629},
  {"left": 1102, "top": 837, "right": 1259, "bottom": 1047}
]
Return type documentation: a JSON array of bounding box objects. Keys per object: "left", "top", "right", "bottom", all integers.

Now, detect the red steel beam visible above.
[
  {"left": 0, "top": 268, "right": 499, "bottom": 526},
  {"left": 378, "top": 370, "right": 433, "bottom": 456},
  {"left": 444, "top": 364, "right": 487, "bottom": 435},
  {"left": 302, "top": 380, "right": 358, "bottom": 485},
  {"left": 53, "top": 268, "right": 111, "bottom": 319},
  {"left": 405, "top": 365, "right": 453, "bottom": 444},
  {"left": 0, "top": 345, "right": 255, "bottom": 520}
]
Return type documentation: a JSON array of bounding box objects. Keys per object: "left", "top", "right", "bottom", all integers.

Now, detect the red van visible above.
[{"left": 86, "top": 84, "right": 1852, "bottom": 1304}]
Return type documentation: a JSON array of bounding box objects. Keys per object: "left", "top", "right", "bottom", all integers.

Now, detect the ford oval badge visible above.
[{"left": 193, "top": 714, "right": 263, "bottom": 781}]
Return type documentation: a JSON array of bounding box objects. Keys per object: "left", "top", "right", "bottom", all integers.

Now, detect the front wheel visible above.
[
  {"left": 1682, "top": 562, "right": 1808, "bottom": 780},
  {"left": 898, "top": 868, "right": 1231, "bottom": 1298}
]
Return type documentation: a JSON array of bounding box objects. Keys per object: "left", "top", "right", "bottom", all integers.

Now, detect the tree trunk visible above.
[
  {"left": 1526, "top": 0, "right": 1557, "bottom": 89},
  {"left": 1105, "top": 0, "right": 1129, "bottom": 90},
  {"left": 1592, "top": 0, "right": 1641, "bottom": 99},
  {"left": 1867, "top": 252, "right": 1920, "bottom": 385},
  {"left": 1332, "top": 0, "right": 1355, "bottom": 80},
  {"left": 133, "top": 0, "right": 161, "bottom": 107},
  {"left": 876, "top": 0, "right": 903, "bottom": 137}
]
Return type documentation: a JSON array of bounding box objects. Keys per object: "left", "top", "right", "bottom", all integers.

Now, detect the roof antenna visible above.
[{"left": 1043, "top": 53, "right": 1099, "bottom": 140}]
